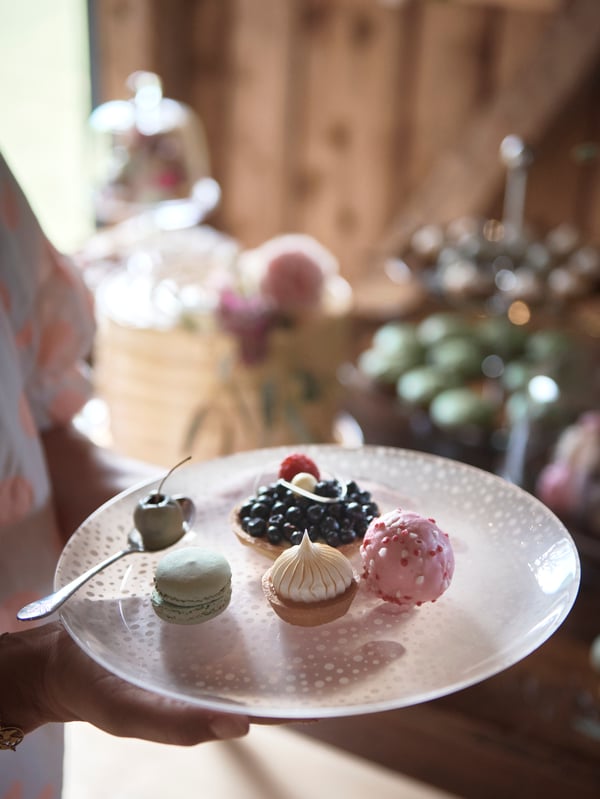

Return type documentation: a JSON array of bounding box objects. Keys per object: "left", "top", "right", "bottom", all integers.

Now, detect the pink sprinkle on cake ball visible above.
[{"left": 360, "top": 509, "right": 455, "bottom": 608}]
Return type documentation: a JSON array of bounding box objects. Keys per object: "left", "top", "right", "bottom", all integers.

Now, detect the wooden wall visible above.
[{"left": 91, "top": 0, "right": 600, "bottom": 286}]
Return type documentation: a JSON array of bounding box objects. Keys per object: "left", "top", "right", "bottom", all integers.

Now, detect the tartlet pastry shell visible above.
[
  {"left": 261, "top": 569, "right": 359, "bottom": 627},
  {"left": 231, "top": 506, "right": 361, "bottom": 560}
]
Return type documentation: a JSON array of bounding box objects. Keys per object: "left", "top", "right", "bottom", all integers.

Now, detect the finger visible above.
[
  {"left": 84, "top": 681, "right": 250, "bottom": 745},
  {"left": 249, "top": 716, "right": 321, "bottom": 725},
  {"left": 53, "top": 629, "right": 250, "bottom": 744}
]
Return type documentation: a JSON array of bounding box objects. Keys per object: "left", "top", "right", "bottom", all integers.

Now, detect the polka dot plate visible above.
[{"left": 56, "top": 445, "right": 580, "bottom": 719}]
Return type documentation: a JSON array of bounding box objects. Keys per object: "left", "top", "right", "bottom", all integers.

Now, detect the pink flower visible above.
[
  {"left": 536, "top": 462, "right": 579, "bottom": 515},
  {"left": 217, "top": 289, "right": 274, "bottom": 364},
  {"left": 260, "top": 250, "right": 324, "bottom": 312}
]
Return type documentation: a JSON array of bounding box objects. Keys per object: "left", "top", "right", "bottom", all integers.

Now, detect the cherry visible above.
[{"left": 133, "top": 456, "right": 191, "bottom": 551}]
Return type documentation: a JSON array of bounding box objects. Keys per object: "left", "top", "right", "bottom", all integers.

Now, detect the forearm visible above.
[
  {"left": 0, "top": 624, "right": 71, "bottom": 735},
  {"left": 42, "top": 423, "right": 160, "bottom": 542}
]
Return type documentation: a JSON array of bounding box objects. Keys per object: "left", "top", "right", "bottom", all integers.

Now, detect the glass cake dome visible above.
[{"left": 89, "top": 71, "right": 214, "bottom": 227}]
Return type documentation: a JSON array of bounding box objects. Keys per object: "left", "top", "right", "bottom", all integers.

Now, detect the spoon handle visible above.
[{"left": 17, "top": 547, "right": 134, "bottom": 621}]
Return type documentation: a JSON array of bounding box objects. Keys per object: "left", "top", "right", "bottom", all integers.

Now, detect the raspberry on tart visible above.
[{"left": 278, "top": 453, "right": 320, "bottom": 482}]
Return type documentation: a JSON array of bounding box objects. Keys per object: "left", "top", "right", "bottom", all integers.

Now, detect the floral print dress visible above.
[{"left": 0, "top": 152, "right": 95, "bottom": 799}]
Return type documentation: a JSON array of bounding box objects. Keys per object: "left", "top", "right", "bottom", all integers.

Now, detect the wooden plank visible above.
[
  {"left": 292, "top": 700, "right": 600, "bottom": 799},
  {"left": 334, "top": 0, "right": 559, "bottom": 9},
  {"left": 525, "top": 76, "right": 598, "bottom": 234},
  {"left": 484, "top": 8, "right": 550, "bottom": 219},
  {"left": 408, "top": 4, "right": 494, "bottom": 190},
  {"left": 575, "top": 74, "right": 600, "bottom": 242},
  {"left": 453, "top": 0, "right": 560, "bottom": 10},
  {"left": 91, "top": 0, "right": 157, "bottom": 102},
  {"left": 493, "top": 8, "right": 548, "bottom": 88},
  {"left": 149, "top": 0, "right": 200, "bottom": 102},
  {"left": 215, "top": 0, "right": 295, "bottom": 246},
  {"left": 377, "top": 0, "right": 600, "bottom": 260},
  {"left": 187, "top": 0, "right": 236, "bottom": 223},
  {"left": 333, "top": 4, "right": 414, "bottom": 273},
  {"left": 288, "top": 1, "right": 418, "bottom": 282},
  {"left": 289, "top": 3, "right": 354, "bottom": 265}
]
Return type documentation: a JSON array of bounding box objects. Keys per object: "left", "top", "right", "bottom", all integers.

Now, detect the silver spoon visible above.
[{"left": 16, "top": 495, "right": 196, "bottom": 622}]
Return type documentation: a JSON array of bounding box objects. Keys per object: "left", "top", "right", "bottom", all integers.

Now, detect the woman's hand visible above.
[{"left": 1, "top": 622, "right": 250, "bottom": 745}]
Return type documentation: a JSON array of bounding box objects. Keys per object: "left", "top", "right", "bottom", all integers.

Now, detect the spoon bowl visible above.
[{"left": 17, "top": 495, "right": 196, "bottom": 622}]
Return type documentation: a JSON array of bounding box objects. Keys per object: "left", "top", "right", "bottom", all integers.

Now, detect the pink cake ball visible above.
[{"left": 360, "top": 509, "right": 455, "bottom": 608}]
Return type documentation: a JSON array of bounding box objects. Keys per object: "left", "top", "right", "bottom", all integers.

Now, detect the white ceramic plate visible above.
[{"left": 57, "top": 445, "right": 580, "bottom": 719}]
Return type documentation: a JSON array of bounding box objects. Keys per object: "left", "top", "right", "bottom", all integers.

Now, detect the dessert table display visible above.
[{"left": 345, "top": 136, "right": 600, "bottom": 559}]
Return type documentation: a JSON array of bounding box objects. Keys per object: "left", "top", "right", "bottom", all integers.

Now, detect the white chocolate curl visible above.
[{"left": 270, "top": 532, "right": 354, "bottom": 603}]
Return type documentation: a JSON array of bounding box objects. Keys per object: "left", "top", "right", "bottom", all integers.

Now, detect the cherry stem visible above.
[{"left": 157, "top": 455, "right": 192, "bottom": 496}]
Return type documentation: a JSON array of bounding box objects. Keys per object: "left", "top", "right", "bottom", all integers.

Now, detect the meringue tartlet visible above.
[{"left": 262, "top": 531, "right": 359, "bottom": 626}]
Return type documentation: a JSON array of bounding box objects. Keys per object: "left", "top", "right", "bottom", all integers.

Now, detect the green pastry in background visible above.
[
  {"left": 416, "top": 312, "right": 472, "bottom": 347},
  {"left": 427, "top": 336, "right": 484, "bottom": 381},
  {"left": 358, "top": 321, "right": 423, "bottom": 385},
  {"left": 397, "top": 364, "right": 456, "bottom": 407},
  {"left": 429, "top": 387, "right": 497, "bottom": 430}
]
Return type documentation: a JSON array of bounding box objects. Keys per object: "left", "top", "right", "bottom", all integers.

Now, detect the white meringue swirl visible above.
[{"left": 270, "top": 532, "right": 354, "bottom": 603}]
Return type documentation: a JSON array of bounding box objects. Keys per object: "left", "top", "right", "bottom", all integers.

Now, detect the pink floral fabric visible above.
[{"left": 0, "top": 152, "right": 95, "bottom": 798}]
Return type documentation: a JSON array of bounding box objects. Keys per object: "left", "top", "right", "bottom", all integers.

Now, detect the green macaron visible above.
[{"left": 151, "top": 547, "right": 232, "bottom": 625}]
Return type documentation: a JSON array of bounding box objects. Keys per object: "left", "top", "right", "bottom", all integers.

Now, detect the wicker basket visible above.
[{"left": 93, "top": 308, "right": 351, "bottom": 466}]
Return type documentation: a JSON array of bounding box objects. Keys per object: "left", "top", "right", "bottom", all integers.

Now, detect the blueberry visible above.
[
  {"left": 251, "top": 502, "right": 270, "bottom": 519},
  {"left": 321, "top": 516, "right": 340, "bottom": 535},
  {"left": 267, "top": 526, "right": 283, "bottom": 544},
  {"left": 340, "top": 528, "right": 357, "bottom": 544},
  {"left": 290, "top": 530, "right": 304, "bottom": 546},
  {"left": 346, "top": 501, "right": 363, "bottom": 518},
  {"left": 285, "top": 506, "right": 304, "bottom": 525},
  {"left": 272, "top": 501, "right": 287, "bottom": 516},
  {"left": 241, "top": 515, "right": 252, "bottom": 532},
  {"left": 306, "top": 503, "right": 324, "bottom": 522},
  {"left": 315, "top": 480, "right": 339, "bottom": 499},
  {"left": 307, "top": 525, "right": 321, "bottom": 541},
  {"left": 247, "top": 518, "right": 266, "bottom": 537},
  {"left": 325, "top": 531, "right": 341, "bottom": 547},
  {"left": 282, "top": 522, "right": 297, "bottom": 541}
]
